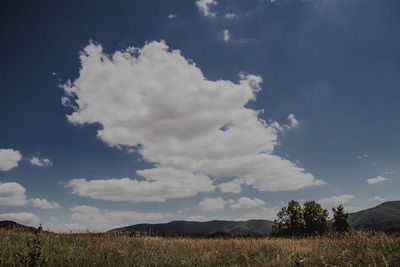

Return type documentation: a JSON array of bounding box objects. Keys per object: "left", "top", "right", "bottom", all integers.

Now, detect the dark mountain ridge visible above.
[{"left": 109, "top": 219, "right": 274, "bottom": 237}]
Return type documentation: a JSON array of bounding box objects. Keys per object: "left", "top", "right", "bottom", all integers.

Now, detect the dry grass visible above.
[{"left": 1, "top": 229, "right": 399, "bottom": 266}]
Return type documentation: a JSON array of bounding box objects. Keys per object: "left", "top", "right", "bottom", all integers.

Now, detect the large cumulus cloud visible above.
[{"left": 64, "top": 40, "right": 323, "bottom": 202}]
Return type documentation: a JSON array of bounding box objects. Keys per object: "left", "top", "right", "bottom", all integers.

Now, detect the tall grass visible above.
[{"left": 1, "top": 229, "right": 399, "bottom": 266}]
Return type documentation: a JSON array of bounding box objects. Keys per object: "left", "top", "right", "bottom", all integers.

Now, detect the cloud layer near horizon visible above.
[
  {"left": 68, "top": 205, "right": 166, "bottom": 232},
  {"left": 63, "top": 41, "right": 323, "bottom": 202}
]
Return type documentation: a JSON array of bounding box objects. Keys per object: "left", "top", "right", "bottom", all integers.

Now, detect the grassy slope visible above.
[
  {"left": 1, "top": 229, "right": 399, "bottom": 266},
  {"left": 349, "top": 201, "right": 400, "bottom": 232}
]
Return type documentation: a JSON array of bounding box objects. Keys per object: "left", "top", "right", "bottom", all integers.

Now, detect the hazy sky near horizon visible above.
[{"left": 1, "top": 0, "right": 399, "bottom": 231}]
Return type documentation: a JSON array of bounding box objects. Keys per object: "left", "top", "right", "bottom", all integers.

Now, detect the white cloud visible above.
[
  {"left": 238, "top": 206, "right": 278, "bottom": 221},
  {"left": 168, "top": 14, "right": 177, "bottom": 19},
  {"left": 224, "top": 13, "right": 236, "bottom": 19},
  {"left": 30, "top": 156, "right": 52, "bottom": 167},
  {"left": 356, "top": 154, "right": 368, "bottom": 160},
  {"left": 0, "top": 149, "right": 22, "bottom": 171},
  {"left": 230, "top": 197, "right": 265, "bottom": 209},
  {"left": 318, "top": 194, "right": 354, "bottom": 207},
  {"left": 285, "top": 114, "right": 299, "bottom": 129},
  {"left": 30, "top": 198, "right": 60, "bottom": 209},
  {"left": 63, "top": 41, "right": 322, "bottom": 202},
  {"left": 369, "top": 196, "right": 385, "bottom": 202},
  {"left": 0, "top": 182, "right": 28, "bottom": 206},
  {"left": 223, "top": 29, "right": 230, "bottom": 42},
  {"left": 196, "top": 0, "right": 217, "bottom": 17},
  {"left": 269, "top": 114, "right": 300, "bottom": 132},
  {"left": 69, "top": 205, "right": 165, "bottom": 231},
  {"left": 217, "top": 178, "right": 244, "bottom": 193},
  {"left": 0, "top": 212, "right": 40, "bottom": 226},
  {"left": 199, "top": 196, "right": 265, "bottom": 211},
  {"left": 344, "top": 206, "right": 362, "bottom": 213},
  {"left": 366, "top": 176, "right": 388, "bottom": 185},
  {"left": 198, "top": 197, "right": 234, "bottom": 211},
  {"left": 68, "top": 172, "right": 215, "bottom": 202}
]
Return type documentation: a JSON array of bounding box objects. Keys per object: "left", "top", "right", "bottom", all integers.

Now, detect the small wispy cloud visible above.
[
  {"left": 369, "top": 196, "right": 385, "bottom": 202},
  {"left": 30, "top": 156, "right": 52, "bottom": 167},
  {"left": 356, "top": 154, "right": 368, "bottom": 160},
  {"left": 223, "top": 29, "right": 230, "bottom": 42},
  {"left": 270, "top": 114, "right": 300, "bottom": 132},
  {"left": 224, "top": 13, "right": 236, "bottom": 19},
  {"left": 366, "top": 176, "right": 388, "bottom": 185},
  {"left": 285, "top": 114, "right": 299, "bottom": 130},
  {"left": 196, "top": 0, "right": 217, "bottom": 17},
  {"left": 168, "top": 14, "right": 177, "bottom": 20}
]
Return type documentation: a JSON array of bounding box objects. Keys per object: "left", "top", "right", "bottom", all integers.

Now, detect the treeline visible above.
[{"left": 271, "top": 200, "right": 350, "bottom": 237}]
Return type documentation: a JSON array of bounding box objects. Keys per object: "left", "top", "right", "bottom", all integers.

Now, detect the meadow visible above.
[{"left": 1, "top": 228, "right": 399, "bottom": 266}]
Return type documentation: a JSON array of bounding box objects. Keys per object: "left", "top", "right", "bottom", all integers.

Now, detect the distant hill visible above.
[
  {"left": 0, "top": 220, "right": 35, "bottom": 231},
  {"left": 110, "top": 220, "right": 274, "bottom": 237},
  {"left": 349, "top": 201, "right": 400, "bottom": 233}
]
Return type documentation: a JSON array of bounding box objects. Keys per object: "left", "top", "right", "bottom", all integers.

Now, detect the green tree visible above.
[
  {"left": 303, "top": 201, "right": 331, "bottom": 235},
  {"left": 332, "top": 204, "right": 351, "bottom": 232},
  {"left": 271, "top": 200, "right": 305, "bottom": 237}
]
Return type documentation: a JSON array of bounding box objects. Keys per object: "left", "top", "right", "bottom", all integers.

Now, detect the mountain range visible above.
[
  {"left": 110, "top": 219, "right": 274, "bottom": 237},
  {"left": 111, "top": 201, "right": 400, "bottom": 236},
  {"left": 1, "top": 201, "right": 399, "bottom": 235}
]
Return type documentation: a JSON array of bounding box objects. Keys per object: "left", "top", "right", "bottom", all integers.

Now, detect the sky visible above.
[{"left": 1, "top": 0, "right": 399, "bottom": 232}]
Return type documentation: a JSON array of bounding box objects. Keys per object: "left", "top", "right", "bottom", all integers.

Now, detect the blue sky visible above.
[{"left": 1, "top": 0, "right": 399, "bottom": 231}]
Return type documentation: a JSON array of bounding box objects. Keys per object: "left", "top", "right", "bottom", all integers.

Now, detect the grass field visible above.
[{"left": 1, "top": 229, "right": 399, "bottom": 266}]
